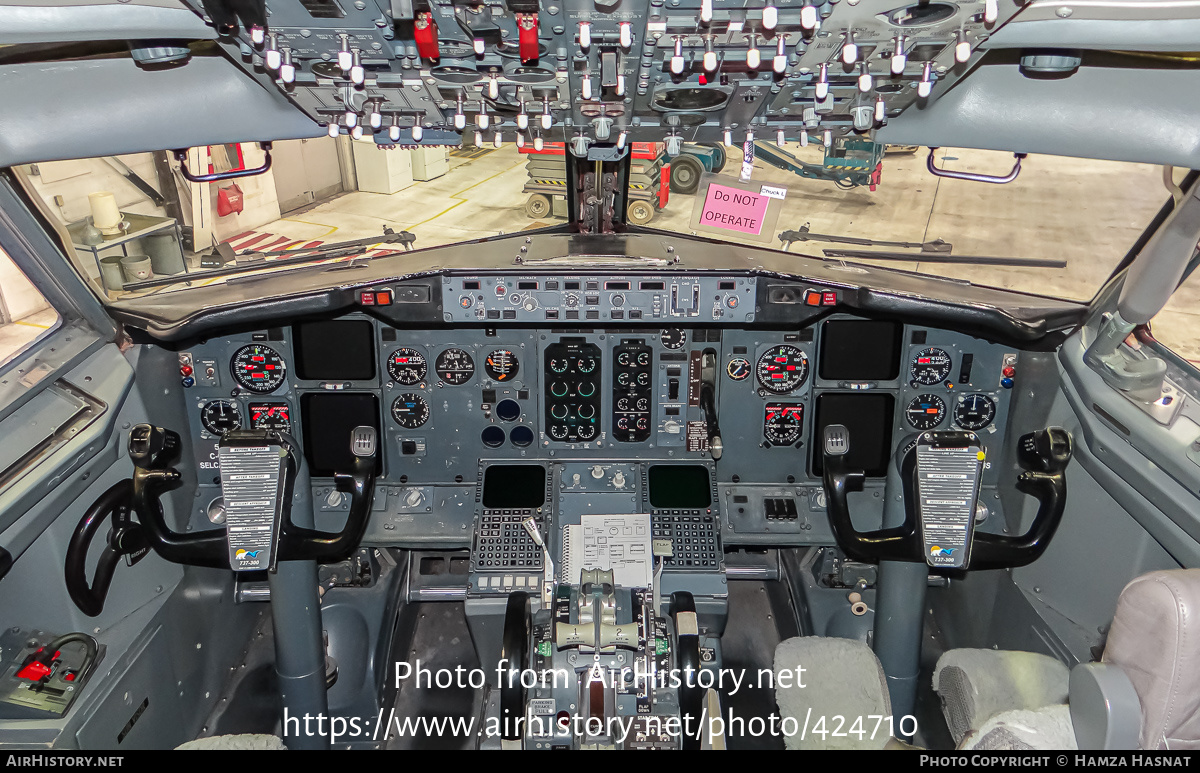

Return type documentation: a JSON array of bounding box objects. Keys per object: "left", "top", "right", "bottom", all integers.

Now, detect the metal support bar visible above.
[
  {"left": 926, "top": 148, "right": 1025, "bottom": 184},
  {"left": 173, "top": 142, "right": 273, "bottom": 183}
]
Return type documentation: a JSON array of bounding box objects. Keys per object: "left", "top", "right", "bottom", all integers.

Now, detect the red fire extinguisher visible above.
[{"left": 216, "top": 183, "right": 244, "bottom": 217}]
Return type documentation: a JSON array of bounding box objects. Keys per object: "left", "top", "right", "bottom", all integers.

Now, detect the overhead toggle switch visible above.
[
  {"left": 762, "top": 5, "right": 778, "bottom": 31},
  {"left": 250, "top": 25, "right": 265, "bottom": 46},
  {"left": 279, "top": 48, "right": 295, "bottom": 83},
  {"left": 369, "top": 103, "right": 383, "bottom": 128},
  {"left": 412, "top": 124, "right": 423, "bottom": 142},
  {"left": 891, "top": 35, "right": 907, "bottom": 74},
  {"left": 454, "top": 94, "right": 466, "bottom": 130},
  {"left": 874, "top": 96, "right": 886, "bottom": 123},
  {"left": 801, "top": 4, "right": 817, "bottom": 30},
  {"left": 841, "top": 31, "right": 858, "bottom": 64},
  {"left": 777, "top": 128, "right": 786, "bottom": 145},
  {"left": 327, "top": 119, "right": 340, "bottom": 138},
  {"left": 670, "top": 38, "right": 685, "bottom": 74},
  {"left": 533, "top": 134, "right": 544, "bottom": 151},
  {"left": 488, "top": 72, "right": 499, "bottom": 99},
  {"left": 582, "top": 71, "right": 593, "bottom": 99},
  {"left": 918, "top": 61, "right": 933, "bottom": 97},
  {"left": 746, "top": 35, "right": 761, "bottom": 69},
  {"left": 955, "top": 30, "right": 971, "bottom": 63},
  {"left": 389, "top": 117, "right": 401, "bottom": 141},
  {"left": 773, "top": 36, "right": 788, "bottom": 73},
  {"left": 798, "top": 130, "right": 808, "bottom": 147},
  {"left": 516, "top": 132, "right": 525, "bottom": 148},
  {"left": 350, "top": 49, "right": 364, "bottom": 85},
  {"left": 345, "top": 110, "right": 358, "bottom": 128},
  {"left": 351, "top": 124, "right": 364, "bottom": 140},
  {"left": 517, "top": 100, "right": 529, "bottom": 130},
  {"left": 857, "top": 62, "right": 872, "bottom": 92},
  {"left": 619, "top": 22, "right": 633, "bottom": 50},
  {"left": 617, "top": 130, "right": 628, "bottom": 150},
  {"left": 474, "top": 130, "right": 483, "bottom": 146},
  {"left": 337, "top": 34, "right": 353, "bottom": 72},
  {"left": 815, "top": 62, "right": 829, "bottom": 99},
  {"left": 700, "top": 0, "right": 713, "bottom": 24},
  {"left": 703, "top": 37, "right": 717, "bottom": 72},
  {"left": 477, "top": 112, "right": 490, "bottom": 129},
  {"left": 473, "top": 38, "right": 486, "bottom": 56},
  {"left": 823, "top": 129, "right": 832, "bottom": 147},
  {"left": 541, "top": 96, "right": 553, "bottom": 129},
  {"left": 723, "top": 128, "right": 732, "bottom": 146},
  {"left": 985, "top": 0, "right": 999, "bottom": 24},
  {"left": 579, "top": 21, "right": 592, "bottom": 52},
  {"left": 264, "top": 33, "right": 281, "bottom": 70},
  {"left": 493, "top": 131, "right": 503, "bottom": 148}
]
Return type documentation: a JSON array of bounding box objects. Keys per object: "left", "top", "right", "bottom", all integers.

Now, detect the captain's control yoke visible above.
[
  {"left": 821, "top": 424, "right": 1072, "bottom": 734},
  {"left": 126, "top": 423, "right": 378, "bottom": 750}
]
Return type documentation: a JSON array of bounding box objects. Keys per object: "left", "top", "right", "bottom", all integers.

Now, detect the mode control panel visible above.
[
  {"left": 444, "top": 275, "right": 756, "bottom": 324},
  {"left": 545, "top": 339, "right": 602, "bottom": 443}
]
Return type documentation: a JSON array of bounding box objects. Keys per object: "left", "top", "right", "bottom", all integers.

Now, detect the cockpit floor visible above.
[{"left": 385, "top": 601, "right": 482, "bottom": 750}]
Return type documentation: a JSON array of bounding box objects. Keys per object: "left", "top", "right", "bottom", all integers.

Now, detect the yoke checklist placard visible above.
[
  {"left": 916, "top": 441, "right": 983, "bottom": 570},
  {"left": 218, "top": 444, "right": 286, "bottom": 571}
]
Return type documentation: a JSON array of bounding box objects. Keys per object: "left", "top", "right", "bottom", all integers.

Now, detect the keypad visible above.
[
  {"left": 651, "top": 510, "right": 721, "bottom": 570},
  {"left": 472, "top": 509, "right": 543, "bottom": 570}
]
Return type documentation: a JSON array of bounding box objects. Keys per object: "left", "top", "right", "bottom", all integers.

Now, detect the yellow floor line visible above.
[
  {"left": 13, "top": 320, "right": 52, "bottom": 329},
  {"left": 279, "top": 218, "right": 340, "bottom": 237},
  {"left": 403, "top": 161, "right": 525, "bottom": 230}
]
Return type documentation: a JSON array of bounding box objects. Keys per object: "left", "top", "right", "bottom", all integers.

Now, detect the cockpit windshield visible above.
[{"left": 15, "top": 143, "right": 1171, "bottom": 309}]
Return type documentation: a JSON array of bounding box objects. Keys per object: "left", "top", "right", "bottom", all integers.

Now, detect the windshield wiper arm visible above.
[
  {"left": 779, "top": 225, "right": 952, "bottom": 253},
  {"left": 820, "top": 249, "right": 1066, "bottom": 268},
  {"left": 121, "top": 228, "right": 417, "bottom": 291}
]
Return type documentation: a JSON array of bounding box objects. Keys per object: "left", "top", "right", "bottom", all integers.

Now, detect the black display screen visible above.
[
  {"left": 818, "top": 320, "right": 903, "bottom": 381},
  {"left": 648, "top": 465, "right": 712, "bottom": 509},
  {"left": 482, "top": 465, "right": 547, "bottom": 509},
  {"left": 812, "top": 393, "right": 895, "bottom": 477},
  {"left": 293, "top": 320, "right": 376, "bottom": 381},
  {"left": 300, "top": 393, "right": 381, "bottom": 477}
]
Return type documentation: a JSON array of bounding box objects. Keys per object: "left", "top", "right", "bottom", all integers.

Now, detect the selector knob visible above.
[
  {"left": 326, "top": 490, "right": 345, "bottom": 508},
  {"left": 404, "top": 488, "right": 425, "bottom": 508},
  {"left": 591, "top": 465, "right": 605, "bottom": 479},
  {"left": 612, "top": 471, "right": 626, "bottom": 488}
]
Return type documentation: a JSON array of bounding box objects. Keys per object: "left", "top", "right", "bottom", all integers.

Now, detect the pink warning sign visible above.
[{"left": 698, "top": 183, "right": 770, "bottom": 235}]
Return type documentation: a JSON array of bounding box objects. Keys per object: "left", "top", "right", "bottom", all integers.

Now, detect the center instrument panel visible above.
[{"left": 174, "top": 274, "right": 1020, "bottom": 570}]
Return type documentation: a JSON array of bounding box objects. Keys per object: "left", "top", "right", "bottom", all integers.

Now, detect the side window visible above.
[
  {"left": 1148, "top": 260, "right": 1199, "bottom": 370},
  {"left": 0, "top": 247, "right": 60, "bottom": 367}
]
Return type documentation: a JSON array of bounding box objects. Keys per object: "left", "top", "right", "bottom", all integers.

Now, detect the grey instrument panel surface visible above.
[{"left": 176, "top": 296, "right": 1018, "bottom": 549}]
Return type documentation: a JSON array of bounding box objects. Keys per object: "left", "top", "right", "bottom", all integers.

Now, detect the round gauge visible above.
[
  {"left": 910, "top": 347, "right": 953, "bottom": 385},
  {"left": 387, "top": 348, "right": 427, "bottom": 385},
  {"left": 200, "top": 399, "right": 242, "bottom": 436},
  {"left": 764, "top": 404, "right": 803, "bottom": 445},
  {"left": 230, "top": 344, "right": 286, "bottom": 394},
  {"left": 727, "top": 357, "right": 752, "bottom": 381},
  {"left": 435, "top": 348, "right": 475, "bottom": 385},
  {"left": 391, "top": 393, "right": 430, "bottom": 428},
  {"left": 954, "top": 393, "right": 997, "bottom": 431},
  {"left": 661, "top": 329, "right": 686, "bottom": 350},
  {"left": 576, "top": 356, "right": 597, "bottom": 373},
  {"left": 756, "top": 345, "right": 811, "bottom": 393},
  {"left": 549, "top": 357, "right": 569, "bottom": 374},
  {"left": 484, "top": 349, "right": 520, "bottom": 382},
  {"left": 248, "top": 402, "right": 292, "bottom": 433},
  {"left": 906, "top": 393, "right": 947, "bottom": 430}
]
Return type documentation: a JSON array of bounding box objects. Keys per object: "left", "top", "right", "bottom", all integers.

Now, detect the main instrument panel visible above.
[{"left": 175, "top": 274, "right": 1020, "bottom": 563}]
